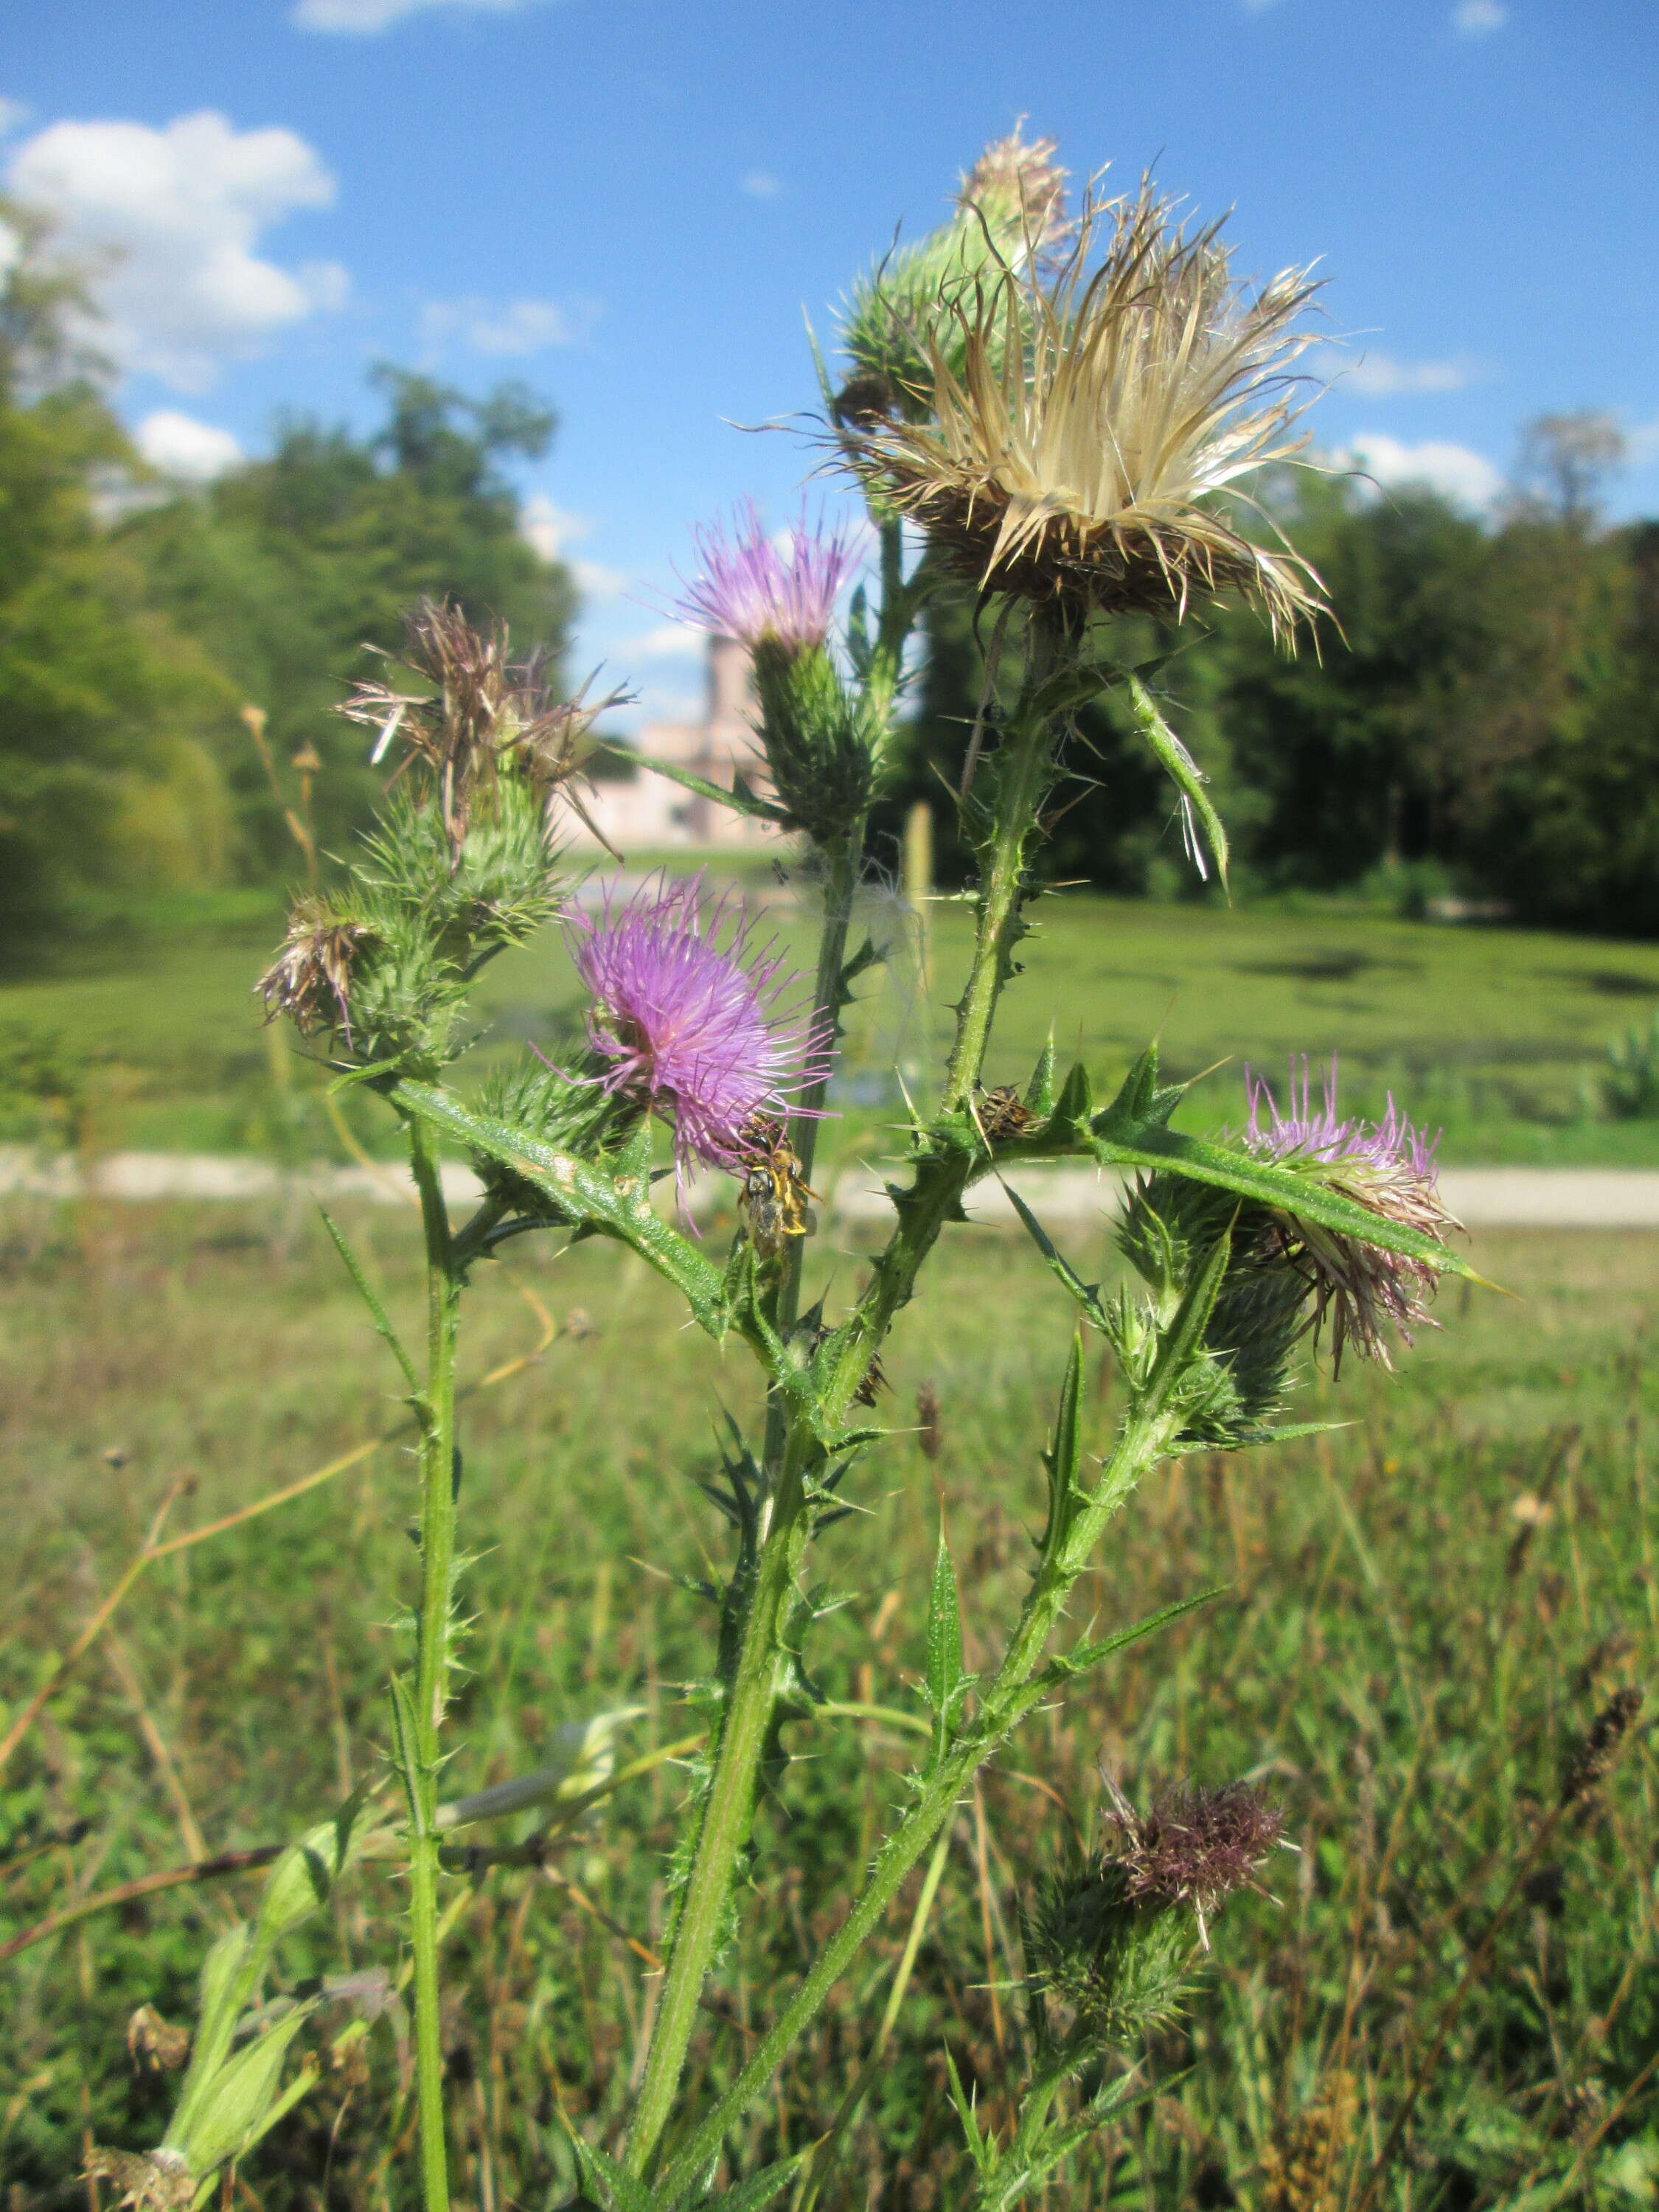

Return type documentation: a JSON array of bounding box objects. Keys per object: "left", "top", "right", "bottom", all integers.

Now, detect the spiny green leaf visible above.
[
  {"left": 389, "top": 1079, "right": 740, "bottom": 1336},
  {"left": 692, "top": 2149, "right": 810, "bottom": 2212},
  {"left": 597, "top": 743, "right": 793, "bottom": 827},
  {"left": 1004, "top": 1185, "right": 1110, "bottom": 1335},
  {"left": 566, "top": 2132, "right": 660, "bottom": 2212},
  {"left": 1142, "top": 1233, "right": 1232, "bottom": 1417},
  {"left": 1039, "top": 1336, "right": 1087, "bottom": 1568},
  {"left": 1090, "top": 1118, "right": 1475, "bottom": 1281},
  {"left": 1051, "top": 1060, "right": 1094, "bottom": 1138},
  {"left": 319, "top": 1211, "right": 420, "bottom": 1397},
  {"left": 925, "top": 1527, "right": 964, "bottom": 1728},
  {"left": 1025, "top": 1035, "right": 1057, "bottom": 1116},
  {"left": 1051, "top": 1585, "right": 1227, "bottom": 1680}
]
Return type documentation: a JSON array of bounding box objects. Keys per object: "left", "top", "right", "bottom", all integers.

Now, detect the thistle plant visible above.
[{"left": 218, "top": 139, "right": 1478, "bottom": 2212}]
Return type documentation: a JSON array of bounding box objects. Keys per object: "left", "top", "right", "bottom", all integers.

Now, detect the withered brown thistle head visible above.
[
  {"left": 337, "top": 599, "right": 629, "bottom": 860},
  {"left": 255, "top": 897, "right": 370, "bottom": 1040}
]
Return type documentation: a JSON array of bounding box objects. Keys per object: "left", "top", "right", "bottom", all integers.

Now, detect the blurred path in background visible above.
[{"left": 4, "top": 1150, "right": 1658, "bottom": 1230}]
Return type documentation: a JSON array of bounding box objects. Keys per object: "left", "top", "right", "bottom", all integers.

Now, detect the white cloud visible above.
[
  {"left": 572, "top": 559, "right": 628, "bottom": 599},
  {"left": 134, "top": 408, "right": 244, "bottom": 481},
  {"left": 421, "top": 292, "right": 598, "bottom": 357},
  {"left": 622, "top": 623, "right": 705, "bottom": 662},
  {"left": 0, "top": 98, "right": 30, "bottom": 139},
  {"left": 5, "top": 110, "right": 345, "bottom": 390},
  {"left": 1330, "top": 349, "right": 1484, "bottom": 397},
  {"left": 0, "top": 216, "right": 20, "bottom": 285},
  {"left": 1452, "top": 0, "right": 1506, "bottom": 32},
  {"left": 1337, "top": 432, "right": 1503, "bottom": 512},
  {"left": 293, "top": 0, "right": 551, "bottom": 31},
  {"left": 740, "top": 172, "right": 782, "bottom": 199},
  {"left": 1628, "top": 418, "right": 1659, "bottom": 469},
  {"left": 518, "top": 493, "right": 588, "bottom": 560}
]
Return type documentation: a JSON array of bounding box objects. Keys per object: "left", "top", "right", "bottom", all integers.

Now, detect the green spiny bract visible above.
[
  {"left": 1114, "top": 1172, "right": 1310, "bottom": 1448},
  {"left": 468, "top": 1057, "right": 642, "bottom": 1225},
  {"left": 260, "top": 775, "right": 561, "bottom": 1075},
  {"left": 749, "top": 639, "right": 880, "bottom": 843},
  {"left": 1024, "top": 1851, "right": 1194, "bottom": 2042}
]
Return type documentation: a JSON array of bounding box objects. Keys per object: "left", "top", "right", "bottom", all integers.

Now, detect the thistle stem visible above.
[
  {"left": 403, "top": 1115, "right": 462, "bottom": 2212},
  {"left": 625, "top": 830, "right": 861, "bottom": 2179},
  {"left": 655, "top": 1402, "right": 1179, "bottom": 2205},
  {"left": 941, "top": 695, "right": 1058, "bottom": 1116}
]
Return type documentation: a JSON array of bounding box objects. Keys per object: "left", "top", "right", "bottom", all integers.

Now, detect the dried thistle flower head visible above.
[
  {"left": 338, "top": 599, "right": 627, "bottom": 860},
  {"left": 958, "top": 123, "right": 1072, "bottom": 267},
  {"left": 1103, "top": 1778, "right": 1286, "bottom": 1944},
  {"left": 1025, "top": 1778, "right": 1284, "bottom": 2039},
  {"left": 841, "top": 181, "right": 1327, "bottom": 637},
  {"left": 1244, "top": 1057, "right": 1460, "bottom": 1372},
  {"left": 255, "top": 897, "right": 369, "bottom": 1040}
]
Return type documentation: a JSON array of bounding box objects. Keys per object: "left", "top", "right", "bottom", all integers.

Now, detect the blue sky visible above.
[{"left": 6, "top": 0, "right": 1658, "bottom": 725}]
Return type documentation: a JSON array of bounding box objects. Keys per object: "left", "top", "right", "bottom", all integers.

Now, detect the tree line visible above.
[
  {"left": 0, "top": 212, "right": 575, "bottom": 947},
  {"left": 883, "top": 417, "right": 1659, "bottom": 937},
  {"left": 3, "top": 201, "right": 1657, "bottom": 949}
]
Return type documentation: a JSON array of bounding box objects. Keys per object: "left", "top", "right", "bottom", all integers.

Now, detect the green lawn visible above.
[
  {"left": 1, "top": 1200, "right": 1653, "bottom": 2205},
  {"left": 6, "top": 878, "right": 1659, "bottom": 1161}
]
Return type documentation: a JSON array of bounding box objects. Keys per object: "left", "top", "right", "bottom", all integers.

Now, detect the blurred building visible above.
[{"left": 573, "top": 634, "right": 779, "bottom": 852}]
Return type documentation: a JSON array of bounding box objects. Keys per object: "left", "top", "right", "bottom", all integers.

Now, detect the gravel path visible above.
[{"left": 4, "top": 1148, "right": 1659, "bottom": 1230}]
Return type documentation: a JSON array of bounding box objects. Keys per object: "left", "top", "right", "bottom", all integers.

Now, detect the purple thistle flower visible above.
[
  {"left": 566, "top": 874, "right": 832, "bottom": 1193},
  {"left": 1242, "top": 1056, "right": 1459, "bottom": 1371},
  {"left": 672, "top": 501, "right": 865, "bottom": 655}
]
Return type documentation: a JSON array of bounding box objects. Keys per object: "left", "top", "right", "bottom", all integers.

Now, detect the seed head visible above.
[
  {"left": 672, "top": 501, "right": 865, "bottom": 658},
  {"left": 1243, "top": 1057, "right": 1459, "bottom": 1372},
  {"left": 565, "top": 874, "right": 831, "bottom": 1191},
  {"left": 839, "top": 181, "right": 1326, "bottom": 638},
  {"left": 338, "top": 599, "right": 627, "bottom": 860},
  {"left": 1561, "top": 1688, "right": 1643, "bottom": 1807}
]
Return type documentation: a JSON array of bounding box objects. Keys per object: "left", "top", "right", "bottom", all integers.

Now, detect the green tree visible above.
[
  {"left": 121, "top": 366, "right": 577, "bottom": 869},
  {"left": 0, "top": 206, "right": 237, "bottom": 948}
]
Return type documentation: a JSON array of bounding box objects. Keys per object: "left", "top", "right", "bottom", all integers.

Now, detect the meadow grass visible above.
[
  {"left": 1, "top": 1191, "right": 1653, "bottom": 2208},
  {"left": 7, "top": 880, "right": 1659, "bottom": 1163}
]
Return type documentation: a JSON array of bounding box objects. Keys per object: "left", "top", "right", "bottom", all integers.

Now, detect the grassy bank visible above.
[
  {"left": 5, "top": 883, "right": 1659, "bottom": 1165},
  {"left": 0, "top": 1196, "right": 1653, "bottom": 2206}
]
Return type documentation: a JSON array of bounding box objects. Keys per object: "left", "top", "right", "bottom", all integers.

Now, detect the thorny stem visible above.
[
  {"left": 627, "top": 529, "right": 917, "bottom": 2176},
  {"left": 403, "top": 1115, "right": 462, "bottom": 2212},
  {"left": 656, "top": 1402, "right": 1180, "bottom": 2204},
  {"left": 941, "top": 632, "right": 1061, "bottom": 1116},
  {"left": 625, "top": 833, "right": 864, "bottom": 2179}
]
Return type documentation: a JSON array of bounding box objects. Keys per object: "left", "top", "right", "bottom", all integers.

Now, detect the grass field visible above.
[
  {"left": 6, "top": 878, "right": 1659, "bottom": 1164},
  {"left": 1, "top": 1188, "right": 1654, "bottom": 2208}
]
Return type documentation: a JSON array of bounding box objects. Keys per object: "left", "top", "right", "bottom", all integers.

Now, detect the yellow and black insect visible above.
[
  {"left": 976, "top": 1083, "right": 1036, "bottom": 1144},
  {"left": 736, "top": 1115, "right": 821, "bottom": 1262}
]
